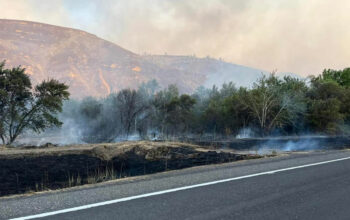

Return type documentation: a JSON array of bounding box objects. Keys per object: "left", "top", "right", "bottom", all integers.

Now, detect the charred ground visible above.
[{"left": 0, "top": 141, "right": 262, "bottom": 197}]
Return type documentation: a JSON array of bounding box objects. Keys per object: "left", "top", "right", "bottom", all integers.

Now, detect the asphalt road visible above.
[{"left": 2, "top": 150, "right": 350, "bottom": 220}]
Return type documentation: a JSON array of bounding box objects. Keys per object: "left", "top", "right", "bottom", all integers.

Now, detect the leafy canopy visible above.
[{"left": 0, "top": 61, "right": 69, "bottom": 145}]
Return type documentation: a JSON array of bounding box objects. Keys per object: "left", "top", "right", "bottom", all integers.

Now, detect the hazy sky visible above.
[{"left": 1, "top": 0, "right": 349, "bottom": 76}]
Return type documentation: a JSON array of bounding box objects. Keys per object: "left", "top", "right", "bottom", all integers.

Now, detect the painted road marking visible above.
[{"left": 11, "top": 156, "right": 350, "bottom": 220}]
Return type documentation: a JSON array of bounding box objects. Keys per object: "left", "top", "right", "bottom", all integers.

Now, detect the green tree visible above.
[
  {"left": 171, "top": 94, "right": 196, "bottom": 133},
  {"left": 163, "top": 94, "right": 196, "bottom": 135},
  {"left": 200, "top": 83, "right": 238, "bottom": 135},
  {"left": 318, "top": 68, "right": 350, "bottom": 88},
  {"left": 201, "top": 86, "right": 224, "bottom": 135},
  {"left": 306, "top": 78, "right": 347, "bottom": 134},
  {"left": 222, "top": 87, "right": 251, "bottom": 135},
  {"left": 316, "top": 69, "right": 350, "bottom": 130},
  {"left": 241, "top": 74, "right": 306, "bottom": 136},
  {"left": 0, "top": 62, "right": 69, "bottom": 145},
  {"left": 278, "top": 76, "right": 308, "bottom": 134},
  {"left": 153, "top": 85, "right": 196, "bottom": 136},
  {"left": 153, "top": 85, "right": 179, "bottom": 136}
]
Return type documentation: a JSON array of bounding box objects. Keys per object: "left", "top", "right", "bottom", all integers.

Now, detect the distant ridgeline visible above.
[{"left": 0, "top": 19, "right": 280, "bottom": 99}]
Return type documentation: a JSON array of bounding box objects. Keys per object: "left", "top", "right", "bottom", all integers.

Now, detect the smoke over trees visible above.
[{"left": 54, "top": 68, "right": 350, "bottom": 144}]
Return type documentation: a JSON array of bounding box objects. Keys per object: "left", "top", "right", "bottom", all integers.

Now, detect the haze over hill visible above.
[{"left": 0, "top": 19, "right": 275, "bottom": 98}]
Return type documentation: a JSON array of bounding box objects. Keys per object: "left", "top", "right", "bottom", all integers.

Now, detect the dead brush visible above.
[
  {"left": 87, "top": 165, "right": 117, "bottom": 184},
  {"left": 67, "top": 173, "right": 83, "bottom": 187}
]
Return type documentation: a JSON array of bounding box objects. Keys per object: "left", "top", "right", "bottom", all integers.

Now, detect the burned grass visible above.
[{"left": 0, "top": 141, "right": 263, "bottom": 197}]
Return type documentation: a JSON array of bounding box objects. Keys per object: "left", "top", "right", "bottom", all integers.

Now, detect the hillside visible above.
[
  {"left": 143, "top": 55, "right": 267, "bottom": 89},
  {"left": 0, "top": 19, "right": 267, "bottom": 98}
]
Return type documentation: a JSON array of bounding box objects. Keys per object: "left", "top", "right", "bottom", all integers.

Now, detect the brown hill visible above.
[{"left": 0, "top": 19, "right": 266, "bottom": 98}]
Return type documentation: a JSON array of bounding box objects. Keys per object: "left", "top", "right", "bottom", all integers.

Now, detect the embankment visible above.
[{"left": 0, "top": 141, "right": 260, "bottom": 197}]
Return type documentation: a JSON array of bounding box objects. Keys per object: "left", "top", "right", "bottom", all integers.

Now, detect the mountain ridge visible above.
[{"left": 0, "top": 19, "right": 275, "bottom": 98}]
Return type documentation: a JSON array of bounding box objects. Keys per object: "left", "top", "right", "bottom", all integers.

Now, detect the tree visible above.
[
  {"left": 0, "top": 61, "right": 69, "bottom": 145},
  {"left": 153, "top": 85, "right": 179, "bottom": 136},
  {"left": 152, "top": 85, "right": 196, "bottom": 137},
  {"left": 241, "top": 74, "right": 306, "bottom": 136},
  {"left": 313, "top": 69, "right": 350, "bottom": 130},
  {"left": 165, "top": 94, "right": 196, "bottom": 134},
  {"left": 277, "top": 76, "right": 308, "bottom": 134},
  {"left": 116, "top": 89, "right": 148, "bottom": 138},
  {"left": 77, "top": 97, "right": 114, "bottom": 143},
  {"left": 222, "top": 87, "right": 251, "bottom": 135},
  {"left": 135, "top": 80, "right": 160, "bottom": 137},
  {"left": 317, "top": 68, "right": 350, "bottom": 88},
  {"left": 306, "top": 78, "right": 347, "bottom": 134},
  {"left": 201, "top": 86, "right": 225, "bottom": 135},
  {"left": 199, "top": 83, "right": 238, "bottom": 135}
]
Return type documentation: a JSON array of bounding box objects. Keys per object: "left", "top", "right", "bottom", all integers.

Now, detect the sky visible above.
[{"left": 0, "top": 0, "right": 349, "bottom": 76}]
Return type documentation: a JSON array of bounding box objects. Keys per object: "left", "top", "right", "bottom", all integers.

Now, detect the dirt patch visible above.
[{"left": 0, "top": 141, "right": 262, "bottom": 197}]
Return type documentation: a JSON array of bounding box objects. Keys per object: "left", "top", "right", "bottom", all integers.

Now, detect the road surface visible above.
[{"left": 1, "top": 150, "right": 350, "bottom": 220}]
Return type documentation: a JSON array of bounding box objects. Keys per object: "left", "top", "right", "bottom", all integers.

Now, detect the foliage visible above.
[
  {"left": 153, "top": 85, "right": 196, "bottom": 136},
  {"left": 57, "top": 68, "right": 350, "bottom": 142},
  {"left": 0, "top": 61, "right": 69, "bottom": 145},
  {"left": 306, "top": 75, "right": 349, "bottom": 134},
  {"left": 316, "top": 68, "right": 350, "bottom": 88},
  {"left": 238, "top": 74, "right": 307, "bottom": 135}
]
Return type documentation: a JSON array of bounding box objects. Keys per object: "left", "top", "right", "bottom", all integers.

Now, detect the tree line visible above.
[
  {"left": 1, "top": 60, "right": 349, "bottom": 145},
  {"left": 62, "top": 69, "right": 350, "bottom": 143}
]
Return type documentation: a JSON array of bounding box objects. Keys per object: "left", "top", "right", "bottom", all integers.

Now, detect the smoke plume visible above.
[{"left": 1, "top": 0, "right": 350, "bottom": 76}]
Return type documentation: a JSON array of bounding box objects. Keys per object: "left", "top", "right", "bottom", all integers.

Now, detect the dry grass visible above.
[
  {"left": 86, "top": 166, "right": 117, "bottom": 184},
  {"left": 0, "top": 141, "right": 211, "bottom": 160}
]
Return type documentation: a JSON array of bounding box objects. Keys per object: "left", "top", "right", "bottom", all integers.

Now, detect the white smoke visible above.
[
  {"left": 256, "top": 138, "right": 320, "bottom": 155},
  {"left": 236, "top": 128, "right": 255, "bottom": 139},
  {"left": 281, "top": 139, "right": 319, "bottom": 151}
]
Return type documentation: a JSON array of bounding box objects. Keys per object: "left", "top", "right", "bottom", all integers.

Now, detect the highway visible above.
[{"left": 2, "top": 150, "right": 350, "bottom": 220}]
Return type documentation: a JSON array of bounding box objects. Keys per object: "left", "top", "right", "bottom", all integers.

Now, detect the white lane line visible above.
[{"left": 11, "top": 156, "right": 350, "bottom": 220}]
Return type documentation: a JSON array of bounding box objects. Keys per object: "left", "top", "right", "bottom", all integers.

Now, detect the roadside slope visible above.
[
  {"left": 0, "top": 141, "right": 260, "bottom": 197},
  {"left": 1, "top": 150, "right": 350, "bottom": 219}
]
